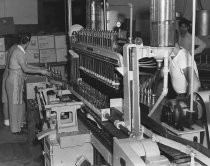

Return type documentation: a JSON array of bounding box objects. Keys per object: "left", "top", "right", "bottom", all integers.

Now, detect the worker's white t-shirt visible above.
[{"left": 169, "top": 48, "right": 199, "bottom": 94}]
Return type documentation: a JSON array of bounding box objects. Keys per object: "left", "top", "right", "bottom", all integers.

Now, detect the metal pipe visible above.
[
  {"left": 190, "top": 0, "right": 196, "bottom": 112},
  {"left": 103, "top": 0, "right": 107, "bottom": 30},
  {"left": 67, "top": 0, "right": 72, "bottom": 37},
  {"left": 148, "top": 56, "right": 168, "bottom": 117},
  {"left": 128, "top": 3, "right": 133, "bottom": 43}
]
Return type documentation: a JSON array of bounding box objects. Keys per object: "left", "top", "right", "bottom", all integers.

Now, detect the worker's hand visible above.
[{"left": 40, "top": 69, "right": 50, "bottom": 76}]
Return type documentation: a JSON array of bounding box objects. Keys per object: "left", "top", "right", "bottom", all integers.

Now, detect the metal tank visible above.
[
  {"left": 106, "top": 10, "right": 119, "bottom": 31},
  {"left": 150, "top": 0, "right": 175, "bottom": 47},
  {"left": 86, "top": 0, "right": 102, "bottom": 30},
  {"left": 196, "top": 10, "right": 210, "bottom": 36}
]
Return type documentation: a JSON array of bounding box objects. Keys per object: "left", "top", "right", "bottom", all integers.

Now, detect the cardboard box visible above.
[
  {"left": 27, "top": 36, "right": 38, "bottom": 50},
  {"left": 54, "top": 35, "right": 67, "bottom": 48},
  {"left": 26, "top": 49, "right": 39, "bottom": 63},
  {"left": 0, "top": 38, "right": 5, "bottom": 51},
  {"left": 0, "top": 52, "right": 6, "bottom": 66},
  {"left": 38, "top": 35, "right": 55, "bottom": 49},
  {"left": 56, "top": 48, "right": 68, "bottom": 62},
  {"left": 40, "top": 49, "right": 56, "bottom": 63}
]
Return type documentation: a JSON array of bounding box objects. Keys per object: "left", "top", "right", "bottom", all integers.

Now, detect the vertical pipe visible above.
[
  {"left": 190, "top": 0, "right": 196, "bottom": 112},
  {"left": 103, "top": 0, "right": 107, "bottom": 30},
  {"left": 128, "top": 3, "right": 133, "bottom": 43},
  {"left": 67, "top": 0, "right": 72, "bottom": 37}
]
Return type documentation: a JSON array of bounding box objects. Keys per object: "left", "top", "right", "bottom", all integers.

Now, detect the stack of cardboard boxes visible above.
[
  {"left": 26, "top": 35, "right": 39, "bottom": 63},
  {"left": 55, "top": 34, "right": 68, "bottom": 62},
  {"left": 26, "top": 34, "right": 68, "bottom": 64}
]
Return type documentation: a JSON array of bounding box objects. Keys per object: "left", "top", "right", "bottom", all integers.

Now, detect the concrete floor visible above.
[{"left": 0, "top": 125, "right": 44, "bottom": 166}]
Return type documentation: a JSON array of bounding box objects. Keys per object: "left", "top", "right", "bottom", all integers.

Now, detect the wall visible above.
[
  {"left": 0, "top": 0, "right": 66, "bottom": 34},
  {"left": 0, "top": 0, "right": 38, "bottom": 24}
]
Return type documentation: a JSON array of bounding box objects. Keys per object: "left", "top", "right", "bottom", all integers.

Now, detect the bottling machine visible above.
[{"left": 35, "top": 0, "right": 210, "bottom": 165}]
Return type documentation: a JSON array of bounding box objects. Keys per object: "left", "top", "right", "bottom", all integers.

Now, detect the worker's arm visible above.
[
  {"left": 27, "top": 64, "right": 45, "bottom": 70},
  {"left": 182, "top": 67, "right": 201, "bottom": 94},
  {"left": 194, "top": 36, "right": 206, "bottom": 55},
  {"left": 17, "top": 51, "right": 48, "bottom": 75}
]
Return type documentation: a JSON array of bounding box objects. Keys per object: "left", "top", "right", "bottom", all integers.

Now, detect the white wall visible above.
[{"left": 0, "top": 0, "right": 38, "bottom": 24}]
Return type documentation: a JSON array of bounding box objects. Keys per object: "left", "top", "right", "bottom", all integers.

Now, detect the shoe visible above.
[
  {"left": 21, "top": 127, "right": 28, "bottom": 133},
  {"left": 4, "top": 120, "right": 10, "bottom": 126},
  {"left": 21, "top": 123, "right": 28, "bottom": 129}
]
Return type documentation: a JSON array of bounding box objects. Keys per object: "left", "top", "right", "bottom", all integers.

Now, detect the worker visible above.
[
  {"left": 169, "top": 30, "right": 201, "bottom": 98},
  {"left": 5, "top": 33, "right": 49, "bottom": 135},
  {"left": 156, "top": 30, "right": 201, "bottom": 100},
  {"left": 178, "top": 18, "right": 206, "bottom": 56},
  {"left": 2, "top": 44, "right": 17, "bottom": 127}
]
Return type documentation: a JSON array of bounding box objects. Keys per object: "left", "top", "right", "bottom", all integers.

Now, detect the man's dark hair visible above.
[{"left": 179, "top": 18, "right": 191, "bottom": 28}]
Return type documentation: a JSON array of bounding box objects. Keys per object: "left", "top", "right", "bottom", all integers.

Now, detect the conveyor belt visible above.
[
  {"left": 77, "top": 106, "right": 129, "bottom": 153},
  {"left": 158, "top": 143, "right": 191, "bottom": 164},
  {"left": 78, "top": 109, "right": 112, "bottom": 151}
]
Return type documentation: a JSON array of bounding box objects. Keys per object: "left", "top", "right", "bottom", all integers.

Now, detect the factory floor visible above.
[
  {"left": 0, "top": 69, "right": 43, "bottom": 166},
  {"left": 0, "top": 111, "right": 44, "bottom": 166}
]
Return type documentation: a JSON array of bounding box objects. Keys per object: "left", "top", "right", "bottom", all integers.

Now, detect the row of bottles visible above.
[
  {"left": 73, "top": 79, "right": 110, "bottom": 109},
  {"left": 72, "top": 29, "right": 118, "bottom": 51},
  {"left": 47, "top": 65, "right": 63, "bottom": 81}
]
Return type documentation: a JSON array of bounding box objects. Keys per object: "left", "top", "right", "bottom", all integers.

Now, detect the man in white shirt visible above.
[
  {"left": 178, "top": 18, "right": 206, "bottom": 55},
  {"left": 169, "top": 29, "right": 201, "bottom": 98},
  {"left": 157, "top": 30, "right": 201, "bottom": 99},
  {"left": 169, "top": 43, "right": 201, "bottom": 97}
]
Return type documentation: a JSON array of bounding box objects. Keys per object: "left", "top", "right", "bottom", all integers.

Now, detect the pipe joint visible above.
[
  {"left": 162, "top": 88, "right": 168, "bottom": 95},
  {"left": 128, "top": 3, "right": 133, "bottom": 8}
]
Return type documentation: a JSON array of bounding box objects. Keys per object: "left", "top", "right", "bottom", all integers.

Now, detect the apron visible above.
[
  {"left": 2, "top": 44, "right": 18, "bottom": 103},
  {"left": 6, "top": 69, "right": 25, "bottom": 104},
  {"left": 2, "top": 68, "right": 9, "bottom": 103}
]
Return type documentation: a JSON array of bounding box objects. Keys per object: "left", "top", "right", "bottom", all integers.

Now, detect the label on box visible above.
[
  {"left": 40, "top": 49, "right": 56, "bottom": 63},
  {"left": 56, "top": 48, "right": 68, "bottom": 62},
  {"left": 27, "top": 36, "right": 38, "bottom": 50},
  {"left": 54, "top": 35, "right": 67, "bottom": 48},
  {"left": 38, "top": 35, "right": 55, "bottom": 49},
  {"left": 26, "top": 49, "right": 39, "bottom": 63},
  {"left": 0, "top": 38, "right": 5, "bottom": 51},
  {"left": 0, "top": 52, "right": 6, "bottom": 66}
]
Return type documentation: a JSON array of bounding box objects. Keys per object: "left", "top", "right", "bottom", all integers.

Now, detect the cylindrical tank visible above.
[
  {"left": 106, "top": 10, "right": 119, "bottom": 30},
  {"left": 196, "top": 10, "right": 210, "bottom": 36},
  {"left": 86, "top": 0, "right": 102, "bottom": 30},
  {"left": 150, "top": 0, "right": 175, "bottom": 47}
]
